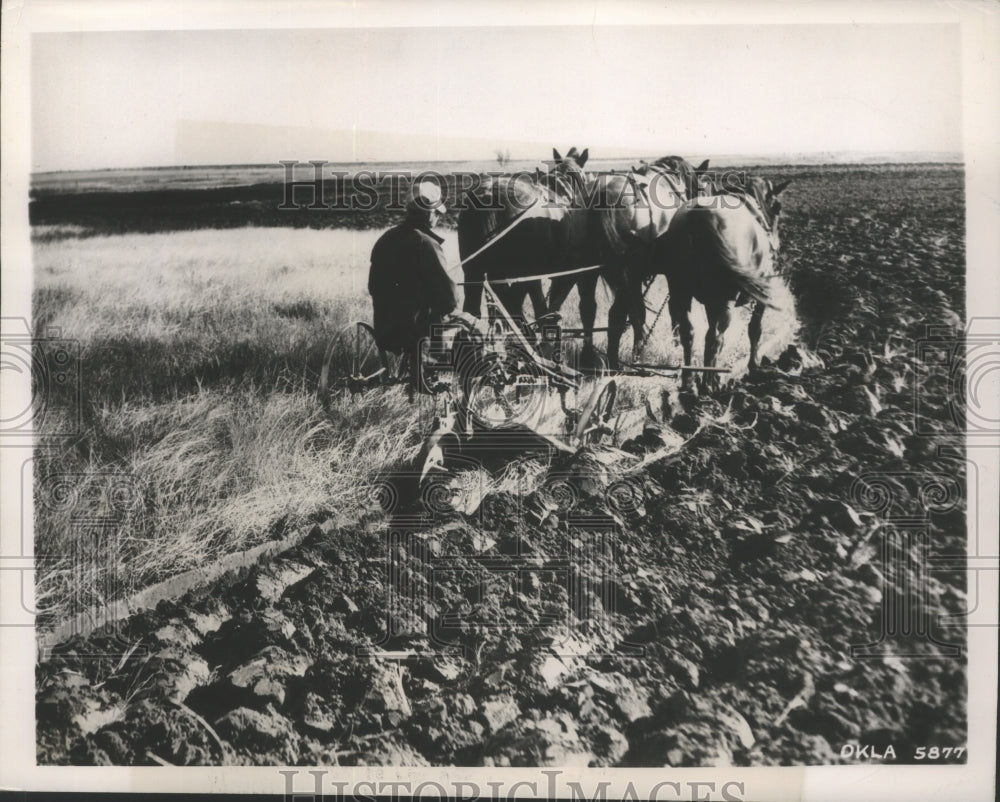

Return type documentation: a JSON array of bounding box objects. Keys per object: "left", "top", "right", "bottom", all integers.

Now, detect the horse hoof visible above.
[
  {"left": 580, "top": 345, "right": 606, "bottom": 372},
  {"left": 696, "top": 376, "right": 714, "bottom": 396},
  {"left": 677, "top": 388, "right": 699, "bottom": 412}
]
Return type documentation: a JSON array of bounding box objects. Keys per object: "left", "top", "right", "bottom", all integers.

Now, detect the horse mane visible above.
[
  {"left": 726, "top": 175, "right": 778, "bottom": 231},
  {"left": 650, "top": 154, "right": 693, "bottom": 172},
  {"left": 591, "top": 180, "right": 626, "bottom": 259},
  {"left": 588, "top": 172, "right": 649, "bottom": 260},
  {"left": 545, "top": 159, "right": 591, "bottom": 206},
  {"left": 586, "top": 156, "right": 697, "bottom": 259},
  {"left": 462, "top": 175, "right": 544, "bottom": 226},
  {"left": 648, "top": 156, "right": 698, "bottom": 199}
]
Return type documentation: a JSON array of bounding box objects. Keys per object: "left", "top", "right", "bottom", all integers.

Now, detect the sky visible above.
[{"left": 31, "top": 24, "right": 963, "bottom": 172}]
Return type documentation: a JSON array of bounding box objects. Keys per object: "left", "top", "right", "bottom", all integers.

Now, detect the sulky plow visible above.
[{"left": 318, "top": 276, "right": 729, "bottom": 483}]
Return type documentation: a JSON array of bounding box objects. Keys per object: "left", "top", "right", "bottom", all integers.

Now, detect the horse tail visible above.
[
  {"left": 688, "top": 207, "right": 782, "bottom": 310},
  {"left": 729, "top": 260, "right": 779, "bottom": 309},
  {"left": 588, "top": 178, "right": 628, "bottom": 259}
]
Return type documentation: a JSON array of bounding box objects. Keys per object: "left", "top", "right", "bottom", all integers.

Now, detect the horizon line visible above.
[{"left": 32, "top": 150, "right": 965, "bottom": 176}]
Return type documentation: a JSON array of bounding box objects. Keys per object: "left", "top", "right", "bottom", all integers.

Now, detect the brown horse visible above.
[
  {"left": 546, "top": 156, "right": 710, "bottom": 368},
  {"left": 652, "top": 174, "right": 791, "bottom": 388},
  {"left": 457, "top": 147, "right": 591, "bottom": 327}
]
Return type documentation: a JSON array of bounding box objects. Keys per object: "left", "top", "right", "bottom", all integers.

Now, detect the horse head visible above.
[
  {"left": 552, "top": 146, "right": 589, "bottom": 169},
  {"left": 692, "top": 159, "right": 715, "bottom": 196},
  {"left": 549, "top": 146, "right": 591, "bottom": 204},
  {"left": 646, "top": 156, "right": 711, "bottom": 200}
]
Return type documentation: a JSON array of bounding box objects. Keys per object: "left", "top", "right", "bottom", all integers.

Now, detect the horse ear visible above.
[
  {"left": 696, "top": 159, "right": 710, "bottom": 173},
  {"left": 577, "top": 148, "right": 589, "bottom": 167},
  {"left": 566, "top": 146, "right": 578, "bottom": 158},
  {"left": 773, "top": 180, "right": 791, "bottom": 195},
  {"left": 552, "top": 148, "right": 563, "bottom": 164}
]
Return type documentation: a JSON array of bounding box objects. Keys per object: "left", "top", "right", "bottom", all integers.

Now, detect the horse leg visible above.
[
  {"left": 546, "top": 275, "right": 576, "bottom": 316},
  {"left": 607, "top": 290, "right": 630, "bottom": 370},
  {"left": 511, "top": 283, "right": 527, "bottom": 320},
  {"left": 528, "top": 279, "right": 551, "bottom": 346},
  {"left": 463, "top": 277, "right": 483, "bottom": 318},
  {"left": 407, "top": 335, "right": 423, "bottom": 402},
  {"left": 528, "top": 280, "right": 547, "bottom": 322},
  {"left": 488, "top": 284, "right": 514, "bottom": 335},
  {"left": 576, "top": 271, "right": 599, "bottom": 360},
  {"left": 703, "top": 299, "right": 735, "bottom": 393},
  {"left": 504, "top": 284, "right": 532, "bottom": 338},
  {"left": 626, "top": 277, "right": 646, "bottom": 364},
  {"left": 748, "top": 300, "right": 765, "bottom": 371},
  {"left": 668, "top": 290, "right": 694, "bottom": 390},
  {"left": 517, "top": 284, "right": 536, "bottom": 340}
]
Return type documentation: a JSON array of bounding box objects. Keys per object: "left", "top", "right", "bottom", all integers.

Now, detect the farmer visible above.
[{"left": 368, "top": 180, "right": 458, "bottom": 391}]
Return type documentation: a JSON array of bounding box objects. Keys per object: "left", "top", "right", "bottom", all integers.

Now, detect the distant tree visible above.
[{"left": 495, "top": 148, "right": 511, "bottom": 169}]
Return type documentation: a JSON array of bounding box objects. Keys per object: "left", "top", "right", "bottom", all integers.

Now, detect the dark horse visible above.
[
  {"left": 545, "top": 155, "right": 709, "bottom": 368},
  {"left": 652, "top": 174, "right": 791, "bottom": 388},
  {"left": 458, "top": 147, "right": 592, "bottom": 328}
]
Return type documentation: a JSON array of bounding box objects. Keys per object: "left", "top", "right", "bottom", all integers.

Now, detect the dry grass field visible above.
[{"left": 32, "top": 227, "right": 421, "bottom": 624}]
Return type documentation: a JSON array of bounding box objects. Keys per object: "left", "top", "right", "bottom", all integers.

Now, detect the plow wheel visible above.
[
  {"left": 574, "top": 379, "right": 618, "bottom": 446},
  {"left": 460, "top": 342, "right": 551, "bottom": 432},
  {"left": 319, "top": 321, "right": 400, "bottom": 402},
  {"left": 464, "top": 370, "right": 549, "bottom": 431}
]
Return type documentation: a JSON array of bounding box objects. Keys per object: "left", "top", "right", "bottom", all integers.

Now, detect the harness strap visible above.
[
  {"left": 739, "top": 192, "right": 773, "bottom": 234},
  {"left": 446, "top": 196, "right": 540, "bottom": 276},
  {"left": 456, "top": 263, "right": 603, "bottom": 287},
  {"left": 743, "top": 194, "right": 782, "bottom": 270},
  {"left": 637, "top": 278, "right": 671, "bottom": 354},
  {"left": 627, "top": 170, "right": 651, "bottom": 205},
  {"left": 728, "top": 192, "right": 782, "bottom": 279}
]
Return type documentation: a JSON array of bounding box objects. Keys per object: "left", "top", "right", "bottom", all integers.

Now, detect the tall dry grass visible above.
[{"left": 32, "top": 227, "right": 427, "bottom": 627}]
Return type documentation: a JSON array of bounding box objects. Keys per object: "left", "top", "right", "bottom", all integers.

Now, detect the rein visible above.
[
  {"left": 446, "top": 192, "right": 605, "bottom": 287},
  {"left": 446, "top": 196, "right": 541, "bottom": 276}
]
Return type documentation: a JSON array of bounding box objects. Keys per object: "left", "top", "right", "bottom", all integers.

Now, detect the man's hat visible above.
[{"left": 407, "top": 180, "right": 447, "bottom": 214}]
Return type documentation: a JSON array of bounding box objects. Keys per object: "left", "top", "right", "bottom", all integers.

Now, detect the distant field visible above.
[
  {"left": 30, "top": 154, "right": 961, "bottom": 195},
  {"left": 30, "top": 161, "right": 962, "bottom": 238}
]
